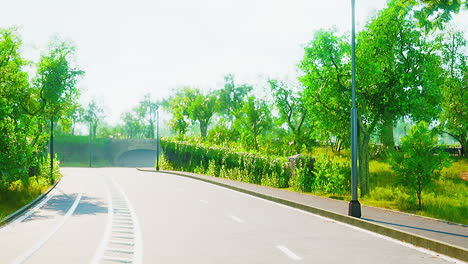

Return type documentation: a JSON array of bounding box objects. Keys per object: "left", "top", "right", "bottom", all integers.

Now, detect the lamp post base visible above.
[{"left": 348, "top": 200, "right": 361, "bottom": 218}]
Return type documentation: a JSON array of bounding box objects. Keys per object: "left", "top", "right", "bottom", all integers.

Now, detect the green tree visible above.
[
  {"left": 358, "top": 0, "right": 443, "bottom": 151},
  {"left": 389, "top": 122, "right": 450, "bottom": 209},
  {"left": 268, "top": 79, "right": 314, "bottom": 153},
  {"left": 35, "top": 39, "right": 83, "bottom": 123},
  {"left": 217, "top": 74, "right": 252, "bottom": 120},
  {"left": 300, "top": 1, "right": 444, "bottom": 196},
  {"left": 185, "top": 89, "right": 218, "bottom": 139},
  {"left": 83, "top": 100, "right": 105, "bottom": 139},
  {"left": 34, "top": 38, "right": 83, "bottom": 182},
  {"left": 402, "top": 0, "right": 468, "bottom": 31},
  {"left": 0, "top": 28, "right": 36, "bottom": 182},
  {"left": 163, "top": 88, "right": 218, "bottom": 139},
  {"left": 299, "top": 29, "right": 351, "bottom": 154},
  {"left": 135, "top": 93, "right": 159, "bottom": 139},
  {"left": 438, "top": 30, "right": 467, "bottom": 157},
  {"left": 235, "top": 96, "right": 272, "bottom": 151},
  {"left": 162, "top": 89, "right": 190, "bottom": 137},
  {"left": 120, "top": 111, "right": 145, "bottom": 139}
]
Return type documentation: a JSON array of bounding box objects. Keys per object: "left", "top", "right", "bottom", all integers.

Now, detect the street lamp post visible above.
[
  {"left": 156, "top": 107, "right": 160, "bottom": 171},
  {"left": 88, "top": 119, "right": 92, "bottom": 167},
  {"left": 349, "top": 0, "right": 361, "bottom": 218},
  {"left": 50, "top": 119, "right": 55, "bottom": 184}
]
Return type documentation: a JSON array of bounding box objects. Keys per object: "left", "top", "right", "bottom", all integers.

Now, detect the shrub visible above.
[
  {"left": 389, "top": 122, "right": 451, "bottom": 209},
  {"left": 161, "top": 139, "right": 291, "bottom": 188},
  {"left": 313, "top": 155, "right": 351, "bottom": 195}
]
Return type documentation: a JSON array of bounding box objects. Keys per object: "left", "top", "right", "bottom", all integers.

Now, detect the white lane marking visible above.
[
  {"left": 7, "top": 193, "right": 56, "bottom": 228},
  {"left": 112, "top": 179, "right": 143, "bottom": 264},
  {"left": 207, "top": 183, "right": 464, "bottom": 264},
  {"left": 276, "top": 245, "right": 302, "bottom": 261},
  {"left": 199, "top": 199, "right": 209, "bottom": 204},
  {"left": 13, "top": 192, "right": 83, "bottom": 264},
  {"left": 229, "top": 215, "right": 244, "bottom": 223},
  {"left": 90, "top": 177, "right": 113, "bottom": 264}
]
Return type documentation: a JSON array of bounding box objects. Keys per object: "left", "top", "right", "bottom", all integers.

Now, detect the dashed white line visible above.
[
  {"left": 199, "top": 199, "right": 209, "bottom": 204},
  {"left": 208, "top": 183, "right": 464, "bottom": 264},
  {"left": 276, "top": 245, "right": 302, "bottom": 261},
  {"left": 229, "top": 215, "right": 244, "bottom": 223},
  {"left": 13, "top": 192, "right": 83, "bottom": 264}
]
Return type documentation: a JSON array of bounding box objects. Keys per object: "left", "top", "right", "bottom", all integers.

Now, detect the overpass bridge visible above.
[{"left": 54, "top": 137, "right": 160, "bottom": 167}]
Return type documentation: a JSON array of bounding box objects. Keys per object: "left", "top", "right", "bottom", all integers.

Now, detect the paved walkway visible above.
[{"left": 140, "top": 168, "right": 467, "bottom": 250}]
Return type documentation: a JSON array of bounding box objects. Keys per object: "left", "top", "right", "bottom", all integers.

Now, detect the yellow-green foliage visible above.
[
  {"left": 0, "top": 156, "right": 59, "bottom": 220},
  {"left": 0, "top": 177, "right": 51, "bottom": 220}
]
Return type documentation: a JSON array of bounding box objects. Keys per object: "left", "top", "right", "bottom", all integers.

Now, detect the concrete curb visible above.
[
  {"left": 0, "top": 177, "right": 62, "bottom": 228},
  {"left": 138, "top": 168, "right": 468, "bottom": 262}
]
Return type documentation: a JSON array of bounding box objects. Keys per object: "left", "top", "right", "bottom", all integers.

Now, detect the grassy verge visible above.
[
  {"left": 0, "top": 177, "right": 52, "bottom": 220},
  {"left": 0, "top": 160, "right": 61, "bottom": 221}
]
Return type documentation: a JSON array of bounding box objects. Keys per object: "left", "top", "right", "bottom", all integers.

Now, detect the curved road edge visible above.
[
  {"left": 0, "top": 177, "right": 62, "bottom": 228},
  {"left": 137, "top": 168, "right": 468, "bottom": 262}
]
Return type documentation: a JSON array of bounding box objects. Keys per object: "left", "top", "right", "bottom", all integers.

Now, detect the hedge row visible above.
[{"left": 161, "top": 139, "right": 291, "bottom": 188}]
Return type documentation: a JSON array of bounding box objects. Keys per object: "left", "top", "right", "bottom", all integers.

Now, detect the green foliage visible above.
[
  {"left": 35, "top": 38, "right": 84, "bottom": 121},
  {"left": 438, "top": 30, "right": 468, "bottom": 157},
  {"left": 234, "top": 96, "right": 272, "bottom": 151},
  {"left": 162, "top": 88, "right": 218, "bottom": 139},
  {"left": 161, "top": 139, "right": 290, "bottom": 188},
  {"left": 389, "top": 122, "right": 451, "bottom": 209},
  {"left": 313, "top": 155, "right": 351, "bottom": 195},
  {"left": 289, "top": 158, "right": 315, "bottom": 193},
  {"left": 268, "top": 79, "right": 314, "bottom": 154}
]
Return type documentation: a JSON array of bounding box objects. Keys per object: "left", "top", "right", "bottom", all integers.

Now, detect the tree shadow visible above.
[{"left": 23, "top": 193, "right": 107, "bottom": 222}]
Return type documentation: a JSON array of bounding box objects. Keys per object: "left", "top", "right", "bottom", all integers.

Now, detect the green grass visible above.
[
  {"left": 364, "top": 157, "right": 468, "bottom": 224},
  {"left": 0, "top": 177, "right": 52, "bottom": 220}
]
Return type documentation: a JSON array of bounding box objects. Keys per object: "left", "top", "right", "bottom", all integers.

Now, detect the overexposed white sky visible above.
[{"left": 2, "top": 0, "right": 467, "bottom": 124}]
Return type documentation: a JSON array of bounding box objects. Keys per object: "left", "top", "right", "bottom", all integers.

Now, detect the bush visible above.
[
  {"left": 161, "top": 139, "right": 291, "bottom": 188},
  {"left": 313, "top": 155, "right": 351, "bottom": 195}
]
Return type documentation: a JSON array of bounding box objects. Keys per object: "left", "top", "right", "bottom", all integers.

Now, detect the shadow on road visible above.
[{"left": 23, "top": 193, "right": 107, "bottom": 222}]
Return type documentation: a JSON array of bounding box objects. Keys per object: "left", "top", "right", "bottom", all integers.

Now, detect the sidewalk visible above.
[{"left": 138, "top": 168, "right": 467, "bottom": 260}]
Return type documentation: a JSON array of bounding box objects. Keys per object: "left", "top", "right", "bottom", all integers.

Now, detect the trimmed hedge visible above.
[{"left": 161, "top": 139, "right": 291, "bottom": 188}]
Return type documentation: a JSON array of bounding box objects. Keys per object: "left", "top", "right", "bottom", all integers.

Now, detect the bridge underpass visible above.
[
  {"left": 54, "top": 137, "right": 159, "bottom": 167},
  {"left": 115, "top": 149, "right": 156, "bottom": 167}
]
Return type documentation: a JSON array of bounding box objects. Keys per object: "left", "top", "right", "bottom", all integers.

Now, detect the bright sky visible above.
[{"left": 2, "top": 0, "right": 467, "bottom": 124}]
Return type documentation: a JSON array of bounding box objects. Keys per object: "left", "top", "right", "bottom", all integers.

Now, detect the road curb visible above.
[
  {"left": 0, "top": 177, "right": 62, "bottom": 228},
  {"left": 138, "top": 168, "right": 468, "bottom": 262}
]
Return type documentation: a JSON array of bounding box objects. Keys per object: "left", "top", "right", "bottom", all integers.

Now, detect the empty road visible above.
[{"left": 0, "top": 168, "right": 463, "bottom": 263}]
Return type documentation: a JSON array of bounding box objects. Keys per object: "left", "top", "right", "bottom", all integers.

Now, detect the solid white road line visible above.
[
  {"left": 276, "top": 245, "right": 302, "bottom": 261},
  {"left": 13, "top": 192, "right": 83, "bottom": 264},
  {"left": 229, "top": 215, "right": 245, "bottom": 223},
  {"left": 7, "top": 193, "right": 56, "bottom": 229}
]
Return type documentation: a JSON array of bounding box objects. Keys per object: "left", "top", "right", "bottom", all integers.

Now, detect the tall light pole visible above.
[
  {"left": 88, "top": 118, "right": 92, "bottom": 168},
  {"left": 349, "top": 0, "right": 361, "bottom": 218},
  {"left": 155, "top": 107, "right": 160, "bottom": 171},
  {"left": 50, "top": 118, "right": 55, "bottom": 184}
]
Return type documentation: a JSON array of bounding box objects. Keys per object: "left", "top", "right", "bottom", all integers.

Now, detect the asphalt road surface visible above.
[{"left": 0, "top": 168, "right": 463, "bottom": 264}]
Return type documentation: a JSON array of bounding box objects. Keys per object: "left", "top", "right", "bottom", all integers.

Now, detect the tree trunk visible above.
[
  {"left": 358, "top": 123, "right": 371, "bottom": 197},
  {"left": 460, "top": 135, "right": 467, "bottom": 158},
  {"left": 200, "top": 121, "right": 208, "bottom": 139},
  {"left": 381, "top": 110, "right": 394, "bottom": 151}
]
